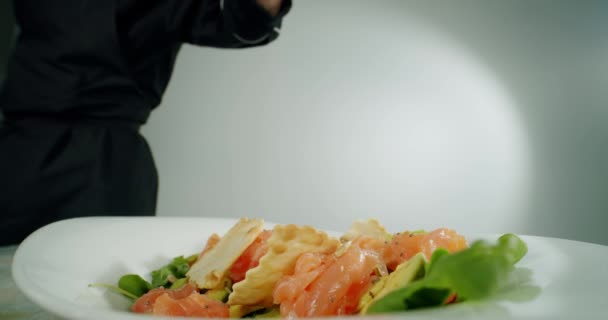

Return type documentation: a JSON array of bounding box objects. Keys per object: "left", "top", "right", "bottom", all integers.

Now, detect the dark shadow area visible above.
[
  {"left": 0, "top": 0, "right": 15, "bottom": 75},
  {"left": 0, "top": 0, "right": 14, "bottom": 123}
]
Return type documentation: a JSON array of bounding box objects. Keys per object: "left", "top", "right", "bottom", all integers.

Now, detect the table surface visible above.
[{"left": 1, "top": 245, "right": 61, "bottom": 320}]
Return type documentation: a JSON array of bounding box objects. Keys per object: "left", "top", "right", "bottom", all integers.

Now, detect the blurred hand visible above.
[{"left": 256, "top": 0, "right": 283, "bottom": 16}]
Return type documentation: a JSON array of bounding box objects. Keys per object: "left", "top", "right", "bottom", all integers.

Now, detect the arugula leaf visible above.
[
  {"left": 367, "top": 233, "right": 528, "bottom": 313},
  {"left": 151, "top": 267, "right": 172, "bottom": 288},
  {"left": 171, "top": 256, "right": 191, "bottom": 277},
  {"left": 425, "top": 248, "right": 449, "bottom": 274},
  {"left": 88, "top": 283, "right": 139, "bottom": 300},
  {"left": 169, "top": 277, "right": 189, "bottom": 290},
  {"left": 151, "top": 256, "right": 192, "bottom": 288},
  {"left": 118, "top": 274, "right": 153, "bottom": 298},
  {"left": 89, "top": 274, "right": 152, "bottom": 300},
  {"left": 91, "top": 254, "right": 198, "bottom": 300},
  {"left": 497, "top": 233, "right": 527, "bottom": 265}
]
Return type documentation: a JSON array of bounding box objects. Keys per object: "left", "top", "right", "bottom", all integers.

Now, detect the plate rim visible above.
[{"left": 11, "top": 216, "right": 608, "bottom": 320}]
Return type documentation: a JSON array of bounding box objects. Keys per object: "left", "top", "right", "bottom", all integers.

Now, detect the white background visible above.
[{"left": 141, "top": 0, "right": 607, "bottom": 244}]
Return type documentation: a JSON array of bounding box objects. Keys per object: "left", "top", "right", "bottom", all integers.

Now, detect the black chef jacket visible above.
[{"left": 0, "top": 0, "right": 291, "bottom": 245}]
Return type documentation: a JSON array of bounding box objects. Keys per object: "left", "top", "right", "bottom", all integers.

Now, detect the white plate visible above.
[{"left": 12, "top": 217, "right": 608, "bottom": 319}]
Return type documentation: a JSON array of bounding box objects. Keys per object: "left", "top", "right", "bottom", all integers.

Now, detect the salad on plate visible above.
[{"left": 91, "top": 218, "right": 528, "bottom": 318}]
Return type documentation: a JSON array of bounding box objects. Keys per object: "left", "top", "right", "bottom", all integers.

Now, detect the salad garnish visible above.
[{"left": 90, "top": 218, "right": 529, "bottom": 318}]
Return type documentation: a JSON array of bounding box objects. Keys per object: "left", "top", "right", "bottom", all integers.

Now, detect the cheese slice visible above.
[
  {"left": 340, "top": 219, "right": 391, "bottom": 242},
  {"left": 187, "top": 218, "right": 264, "bottom": 289}
]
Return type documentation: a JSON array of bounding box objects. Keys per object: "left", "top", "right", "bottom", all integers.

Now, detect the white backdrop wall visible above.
[{"left": 142, "top": 0, "right": 608, "bottom": 245}]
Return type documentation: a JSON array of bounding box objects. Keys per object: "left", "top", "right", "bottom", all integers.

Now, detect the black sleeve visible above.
[{"left": 173, "top": 0, "right": 292, "bottom": 48}]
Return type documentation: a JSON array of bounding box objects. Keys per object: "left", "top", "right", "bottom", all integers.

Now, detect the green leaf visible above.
[
  {"left": 497, "top": 233, "right": 528, "bottom": 265},
  {"left": 89, "top": 283, "right": 139, "bottom": 300},
  {"left": 402, "top": 287, "right": 452, "bottom": 309},
  {"left": 89, "top": 282, "right": 139, "bottom": 300},
  {"left": 151, "top": 267, "right": 173, "bottom": 288},
  {"left": 171, "top": 256, "right": 191, "bottom": 278},
  {"left": 367, "top": 234, "right": 528, "bottom": 314},
  {"left": 151, "top": 255, "right": 192, "bottom": 288},
  {"left": 169, "top": 277, "right": 189, "bottom": 290},
  {"left": 425, "top": 248, "right": 449, "bottom": 274},
  {"left": 118, "top": 274, "right": 152, "bottom": 298}
]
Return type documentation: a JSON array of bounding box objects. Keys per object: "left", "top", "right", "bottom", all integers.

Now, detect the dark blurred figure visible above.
[{"left": 0, "top": 0, "right": 291, "bottom": 245}]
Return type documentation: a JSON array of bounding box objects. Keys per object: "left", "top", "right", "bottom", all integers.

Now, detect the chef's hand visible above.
[{"left": 256, "top": 0, "right": 283, "bottom": 16}]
